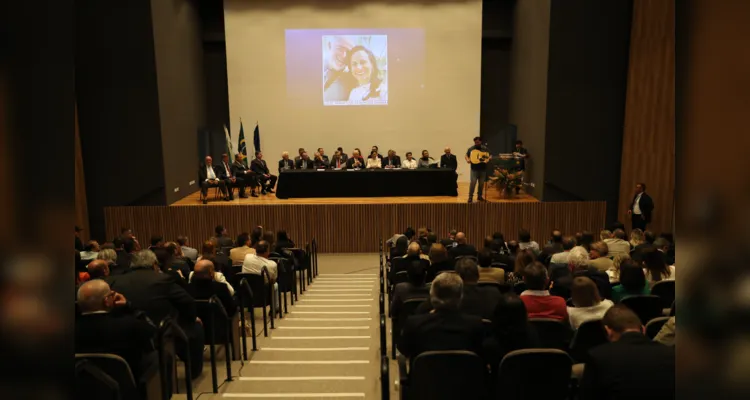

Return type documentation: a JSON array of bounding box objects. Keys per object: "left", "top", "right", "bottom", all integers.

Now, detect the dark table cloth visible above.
[{"left": 276, "top": 169, "right": 458, "bottom": 199}]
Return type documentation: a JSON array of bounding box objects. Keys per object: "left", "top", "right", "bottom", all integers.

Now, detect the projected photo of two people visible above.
[{"left": 323, "top": 35, "right": 388, "bottom": 105}]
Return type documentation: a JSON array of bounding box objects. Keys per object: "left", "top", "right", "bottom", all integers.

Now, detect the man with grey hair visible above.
[
  {"left": 87, "top": 259, "right": 110, "bottom": 280},
  {"left": 96, "top": 248, "right": 127, "bottom": 276},
  {"left": 588, "top": 241, "right": 614, "bottom": 272},
  {"left": 75, "top": 279, "right": 158, "bottom": 379},
  {"left": 397, "top": 272, "right": 485, "bottom": 361},
  {"left": 106, "top": 250, "right": 204, "bottom": 378},
  {"left": 604, "top": 228, "right": 630, "bottom": 258},
  {"left": 556, "top": 246, "right": 612, "bottom": 300}
]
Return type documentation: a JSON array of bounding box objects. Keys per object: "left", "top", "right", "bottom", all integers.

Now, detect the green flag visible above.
[{"left": 238, "top": 121, "right": 248, "bottom": 167}]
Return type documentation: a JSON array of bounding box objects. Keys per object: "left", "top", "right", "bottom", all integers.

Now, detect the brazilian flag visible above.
[{"left": 238, "top": 121, "right": 248, "bottom": 167}]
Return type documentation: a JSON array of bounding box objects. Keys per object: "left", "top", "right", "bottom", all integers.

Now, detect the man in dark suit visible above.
[
  {"left": 199, "top": 156, "right": 229, "bottom": 204},
  {"left": 391, "top": 242, "right": 430, "bottom": 282},
  {"left": 398, "top": 272, "right": 485, "bottom": 361},
  {"left": 295, "top": 152, "right": 315, "bottom": 170},
  {"left": 187, "top": 260, "right": 237, "bottom": 318},
  {"left": 114, "top": 236, "right": 135, "bottom": 271},
  {"left": 250, "top": 151, "right": 277, "bottom": 194},
  {"left": 513, "top": 139, "right": 529, "bottom": 172},
  {"left": 317, "top": 148, "right": 330, "bottom": 164},
  {"left": 538, "top": 229, "right": 565, "bottom": 265},
  {"left": 448, "top": 232, "right": 477, "bottom": 260},
  {"left": 214, "top": 225, "right": 234, "bottom": 249},
  {"left": 278, "top": 151, "right": 295, "bottom": 173},
  {"left": 313, "top": 151, "right": 330, "bottom": 169},
  {"left": 293, "top": 148, "right": 305, "bottom": 163},
  {"left": 228, "top": 153, "right": 259, "bottom": 198},
  {"left": 440, "top": 147, "right": 458, "bottom": 171},
  {"left": 389, "top": 261, "right": 430, "bottom": 318},
  {"left": 106, "top": 250, "right": 204, "bottom": 378},
  {"left": 381, "top": 150, "right": 401, "bottom": 168},
  {"left": 579, "top": 305, "right": 675, "bottom": 400},
  {"left": 76, "top": 279, "right": 158, "bottom": 380},
  {"left": 336, "top": 147, "right": 348, "bottom": 163},
  {"left": 627, "top": 182, "right": 654, "bottom": 231},
  {"left": 216, "top": 153, "right": 242, "bottom": 200},
  {"left": 345, "top": 150, "right": 365, "bottom": 169},
  {"left": 417, "top": 258, "right": 500, "bottom": 320}
]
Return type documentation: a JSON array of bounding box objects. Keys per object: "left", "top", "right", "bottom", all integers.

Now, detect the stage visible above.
[{"left": 105, "top": 182, "right": 605, "bottom": 253}]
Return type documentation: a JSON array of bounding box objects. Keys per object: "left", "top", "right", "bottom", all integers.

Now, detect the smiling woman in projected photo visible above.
[{"left": 322, "top": 35, "right": 388, "bottom": 106}]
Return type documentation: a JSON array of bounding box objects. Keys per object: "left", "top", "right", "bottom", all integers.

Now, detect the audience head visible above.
[
  {"left": 426, "top": 233, "right": 438, "bottom": 244},
  {"left": 571, "top": 276, "right": 602, "bottom": 307},
  {"left": 112, "top": 237, "right": 125, "bottom": 251},
  {"left": 613, "top": 229, "right": 627, "bottom": 240},
  {"left": 455, "top": 258, "right": 480, "bottom": 284},
  {"left": 394, "top": 236, "right": 409, "bottom": 256},
  {"left": 77, "top": 279, "right": 115, "bottom": 313},
  {"left": 478, "top": 249, "right": 493, "bottom": 268},
  {"left": 428, "top": 243, "right": 448, "bottom": 263},
  {"left": 150, "top": 235, "right": 164, "bottom": 248},
  {"left": 455, "top": 232, "right": 467, "bottom": 245},
  {"left": 277, "top": 230, "right": 290, "bottom": 243},
  {"left": 123, "top": 237, "right": 136, "bottom": 254},
  {"left": 629, "top": 229, "right": 644, "bottom": 245},
  {"left": 87, "top": 260, "right": 110, "bottom": 279},
  {"left": 176, "top": 236, "right": 189, "bottom": 247},
  {"left": 562, "top": 236, "right": 576, "bottom": 251},
  {"left": 100, "top": 242, "right": 115, "bottom": 250},
  {"left": 507, "top": 240, "right": 519, "bottom": 255},
  {"left": 406, "top": 260, "right": 427, "bottom": 286},
  {"left": 255, "top": 240, "right": 271, "bottom": 257},
  {"left": 612, "top": 253, "right": 631, "bottom": 270},
  {"left": 513, "top": 249, "right": 536, "bottom": 277},
  {"left": 407, "top": 242, "right": 421, "bottom": 257},
  {"left": 449, "top": 229, "right": 457, "bottom": 240},
  {"left": 153, "top": 248, "right": 173, "bottom": 272},
  {"left": 85, "top": 240, "right": 100, "bottom": 252},
  {"left": 193, "top": 259, "right": 215, "bottom": 280},
  {"left": 550, "top": 230, "right": 563, "bottom": 243},
  {"left": 237, "top": 232, "right": 250, "bottom": 247},
  {"left": 599, "top": 230, "right": 612, "bottom": 241},
  {"left": 483, "top": 235, "right": 495, "bottom": 250},
  {"left": 610, "top": 221, "right": 626, "bottom": 232},
  {"left": 201, "top": 240, "right": 216, "bottom": 257},
  {"left": 96, "top": 249, "right": 117, "bottom": 264},
  {"left": 568, "top": 246, "right": 590, "bottom": 271},
  {"left": 491, "top": 293, "right": 529, "bottom": 337},
  {"left": 602, "top": 304, "right": 644, "bottom": 341},
  {"left": 644, "top": 230, "right": 656, "bottom": 244},
  {"left": 653, "top": 237, "right": 670, "bottom": 252},
  {"left": 589, "top": 241, "right": 609, "bottom": 259},
  {"left": 430, "top": 272, "right": 463, "bottom": 311},
  {"left": 130, "top": 250, "right": 159, "bottom": 271},
  {"left": 403, "top": 227, "right": 416, "bottom": 239},
  {"left": 580, "top": 231, "right": 595, "bottom": 250},
  {"left": 263, "top": 230, "right": 275, "bottom": 246},
  {"left": 641, "top": 246, "right": 670, "bottom": 281},
  {"left": 165, "top": 241, "right": 182, "bottom": 257},
  {"left": 618, "top": 260, "right": 647, "bottom": 292},
  {"left": 215, "top": 225, "right": 226, "bottom": 237},
  {"left": 417, "top": 227, "right": 428, "bottom": 238},
  {"left": 518, "top": 228, "right": 531, "bottom": 243},
  {"left": 522, "top": 262, "right": 548, "bottom": 290},
  {"left": 251, "top": 226, "right": 263, "bottom": 244},
  {"left": 121, "top": 227, "right": 134, "bottom": 238}
]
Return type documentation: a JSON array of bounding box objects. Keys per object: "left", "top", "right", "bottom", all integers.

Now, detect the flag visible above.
[
  {"left": 238, "top": 121, "right": 248, "bottom": 167},
  {"left": 253, "top": 123, "right": 261, "bottom": 153},
  {"left": 223, "top": 125, "right": 234, "bottom": 158}
]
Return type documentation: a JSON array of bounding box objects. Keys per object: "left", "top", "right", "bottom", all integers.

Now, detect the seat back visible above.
[
  {"left": 513, "top": 281, "right": 527, "bottom": 295},
  {"left": 392, "top": 270, "right": 409, "bottom": 286},
  {"left": 497, "top": 349, "right": 572, "bottom": 400},
  {"left": 237, "top": 271, "right": 271, "bottom": 308},
  {"left": 478, "top": 281, "right": 507, "bottom": 294},
  {"left": 620, "top": 295, "right": 664, "bottom": 324},
  {"left": 409, "top": 351, "right": 487, "bottom": 400},
  {"left": 645, "top": 316, "right": 670, "bottom": 339},
  {"left": 650, "top": 280, "right": 675, "bottom": 309},
  {"left": 269, "top": 257, "right": 293, "bottom": 292},
  {"left": 548, "top": 263, "right": 571, "bottom": 282},
  {"left": 569, "top": 319, "right": 608, "bottom": 363},
  {"left": 75, "top": 353, "right": 138, "bottom": 400},
  {"left": 529, "top": 318, "right": 571, "bottom": 350},
  {"left": 490, "top": 262, "right": 511, "bottom": 274},
  {"left": 195, "top": 295, "right": 230, "bottom": 344}
]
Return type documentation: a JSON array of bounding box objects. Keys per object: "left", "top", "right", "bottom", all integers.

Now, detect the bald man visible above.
[
  {"left": 187, "top": 260, "right": 236, "bottom": 317},
  {"left": 391, "top": 241, "right": 430, "bottom": 282},
  {"left": 87, "top": 259, "right": 110, "bottom": 280},
  {"left": 449, "top": 232, "right": 478, "bottom": 260},
  {"left": 199, "top": 155, "right": 229, "bottom": 204},
  {"left": 75, "top": 280, "right": 158, "bottom": 379},
  {"left": 440, "top": 147, "right": 458, "bottom": 171}
]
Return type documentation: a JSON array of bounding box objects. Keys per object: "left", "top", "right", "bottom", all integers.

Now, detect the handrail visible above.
[
  {"left": 157, "top": 317, "right": 193, "bottom": 400},
  {"left": 238, "top": 277, "right": 261, "bottom": 344}
]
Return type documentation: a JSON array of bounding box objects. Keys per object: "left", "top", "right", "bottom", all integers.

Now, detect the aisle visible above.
[{"left": 184, "top": 254, "right": 382, "bottom": 399}]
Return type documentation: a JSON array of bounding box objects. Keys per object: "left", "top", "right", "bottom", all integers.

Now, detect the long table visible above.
[{"left": 275, "top": 169, "right": 458, "bottom": 199}]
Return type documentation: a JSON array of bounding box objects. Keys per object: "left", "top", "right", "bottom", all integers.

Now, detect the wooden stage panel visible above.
[{"left": 105, "top": 200, "right": 606, "bottom": 254}]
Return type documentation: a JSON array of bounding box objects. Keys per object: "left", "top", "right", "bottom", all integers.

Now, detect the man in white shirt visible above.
[
  {"left": 242, "top": 240, "right": 278, "bottom": 309},
  {"left": 199, "top": 156, "right": 229, "bottom": 204},
  {"left": 177, "top": 236, "right": 198, "bottom": 262},
  {"left": 550, "top": 236, "right": 576, "bottom": 264},
  {"left": 402, "top": 152, "right": 418, "bottom": 169},
  {"left": 518, "top": 228, "right": 540, "bottom": 254}
]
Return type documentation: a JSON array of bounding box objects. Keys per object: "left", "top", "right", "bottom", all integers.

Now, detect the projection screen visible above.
[{"left": 224, "top": 0, "right": 482, "bottom": 181}]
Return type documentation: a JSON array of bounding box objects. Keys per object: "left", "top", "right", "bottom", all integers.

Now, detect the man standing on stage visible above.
[
  {"left": 465, "top": 136, "right": 491, "bottom": 203},
  {"left": 627, "top": 182, "right": 654, "bottom": 231},
  {"left": 440, "top": 147, "right": 458, "bottom": 171},
  {"left": 513, "top": 140, "right": 529, "bottom": 171}
]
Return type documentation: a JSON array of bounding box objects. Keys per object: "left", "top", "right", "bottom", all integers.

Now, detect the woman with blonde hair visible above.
[
  {"left": 567, "top": 276, "right": 614, "bottom": 329},
  {"left": 607, "top": 253, "right": 631, "bottom": 283},
  {"left": 629, "top": 228, "right": 644, "bottom": 248}
]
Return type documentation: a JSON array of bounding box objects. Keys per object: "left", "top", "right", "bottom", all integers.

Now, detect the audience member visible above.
[
  {"left": 274, "top": 230, "right": 295, "bottom": 253},
  {"left": 611, "top": 260, "right": 651, "bottom": 303},
  {"left": 187, "top": 260, "right": 237, "bottom": 318},
  {"left": 214, "top": 225, "right": 234, "bottom": 249},
  {"left": 390, "top": 260, "right": 430, "bottom": 318},
  {"left": 198, "top": 240, "right": 232, "bottom": 285},
  {"left": 567, "top": 277, "right": 614, "bottom": 329},
  {"left": 80, "top": 240, "right": 100, "bottom": 261},
  {"left": 397, "top": 272, "right": 485, "bottom": 360},
  {"left": 641, "top": 246, "right": 676, "bottom": 286},
  {"left": 96, "top": 249, "right": 125, "bottom": 276},
  {"left": 177, "top": 236, "right": 198, "bottom": 262},
  {"left": 519, "top": 262, "right": 568, "bottom": 322},
  {"left": 453, "top": 258, "right": 500, "bottom": 319},
  {"left": 653, "top": 316, "right": 676, "bottom": 346},
  {"left": 653, "top": 237, "right": 675, "bottom": 266},
  {"left": 607, "top": 253, "right": 631, "bottom": 283},
  {"left": 448, "top": 232, "right": 477, "bottom": 260},
  {"left": 483, "top": 293, "right": 540, "bottom": 371},
  {"left": 491, "top": 232, "right": 510, "bottom": 255},
  {"left": 517, "top": 228, "right": 540, "bottom": 254},
  {"left": 579, "top": 305, "right": 675, "bottom": 400},
  {"left": 628, "top": 229, "right": 644, "bottom": 249},
  {"left": 391, "top": 236, "right": 409, "bottom": 259},
  {"left": 439, "top": 229, "right": 458, "bottom": 248},
  {"left": 165, "top": 242, "right": 192, "bottom": 278},
  {"left": 75, "top": 226, "right": 85, "bottom": 252},
  {"left": 230, "top": 233, "right": 255, "bottom": 266},
  {"left": 505, "top": 249, "right": 535, "bottom": 285},
  {"left": 566, "top": 246, "right": 612, "bottom": 300},
  {"left": 477, "top": 249, "right": 505, "bottom": 285},
  {"left": 599, "top": 230, "right": 612, "bottom": 241},
  {"left": 87, "top": 259, "right": 110, "bottom": 280},
  {"left": 604, "top": 229, "right": 630, "bottom": 258},
  {"left": 538, "top": 229, "right": 564, "bottom": 264},
  {"left": 115, "top": 236, "right": 136, "bottom": 270},
  {"left": 263, "top": 230, "right": 276, "bottom": 250},
  {"left": 549, "top": 236, "right": 576, "bottom": 265},
  {"left": 105, "top": 250, "right": 204, "bottom": 378},
  {"left": 148, "top": 235, "right": 164, "bottom": 251},
  {"left": 242, "top": 240, "right": 278, "bottom": 283},
  {"left": 587, "top": 241, "right": 614, "bottom": 272},
  {"left": 75, "top": 280, "right": 158, "bottom": 380},
  {"left": 427, "top": 243, "right": 453, "bottom": 281},
  {"left": 579, "top": 231, "right": 595, "bottom": 251},
  {"left": 422, "top": 233, "right": 438, "bottom": 255},
  {"left": 250, "top": 226, "right": 263, "bottom": 247}
]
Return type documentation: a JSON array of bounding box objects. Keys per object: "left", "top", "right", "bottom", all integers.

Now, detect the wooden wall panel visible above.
[
  {"left": 104, "top": 202, "right": 606, "bottom": 253},
  {"left": 74, "top": 104, "right": 90, "bottom": 241},
  {"left": 618, "top": 0, "right": 675, "bottom": 234}
]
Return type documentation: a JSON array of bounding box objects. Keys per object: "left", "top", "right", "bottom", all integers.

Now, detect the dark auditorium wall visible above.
[
  {"left": 151, "top": 0, "right": 207, "bottom": 204},
  {"left": 542, "top": 0, "right": 633, "bottom": 226}
]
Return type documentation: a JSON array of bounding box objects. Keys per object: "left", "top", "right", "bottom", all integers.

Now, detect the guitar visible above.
[{"left": 469, "top": 149, "right": 491, "bottom": 164}]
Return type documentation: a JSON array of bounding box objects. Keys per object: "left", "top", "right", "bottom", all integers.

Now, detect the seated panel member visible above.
[
  {"left": 278, "top": 151, "right": 295, "bottom": 173},
  {"left": 218, "top": 153, "right": 242, "bottom": 200},
  {"left": 199, "top": 156, "right": 229, "bottom": 204},
  {"left": 346, "top": 150, "right": 365, "bottom": 169},
  {"left": 366, "top": 151, "right": 382, "bottom": 169},
  {"left": 313, "top": 152, "right": 330, "bottom": 169},
  {"left": 295, "top": 152, "right": 314, "bottom": 170},
  {"left": 370, "top": 145, "right": 383, "bottom": 159},
  {"left": 418, "top": 150, "right": 433, "bottom": 168},
  {"left": 382, "top": 149, "right": 401, "bottom": 169},
  {"left": 440, "top": 147, "right": 458, "bottom": 170},
  {"left": 317, "top": 148, "right": 330, "bottom": 163},
  {"left": 402, "top": 152, "right": 418, "bottom": 169},
  {"left": 231, "top": 153, "right": 259, "bottom": 198},
  {"left": 330, "top": 150, "right": 346, "bottom": 169},
  {"left": 250, "top": 151, "right": 277, "bottom": 194},
  {"left": 336, "top": 147, "right": 348, "bottom": 163},
  {"left": 293, "top": 148, "right": 305, "bottom": 163}
]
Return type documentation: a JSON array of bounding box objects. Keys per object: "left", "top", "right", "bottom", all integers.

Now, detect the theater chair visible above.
[
  {"left": 529, "top": 318, "right": 572, "bottom": 350},
  {"left": 398, "top": 351, "right": 487, "bottom": 400},
  {"left": 645, "top": 316, "right": 671, "bottom": 340},
  {"left": 497, "top": 349, "right": 573, "bottom": 400},
  {"left": 620, "top": 295, "right": 664, "bottom": 325},
  {"left": 75, "top": 353, "right": 161, "bottom": 400},
  {"left": 568, "top": 319, "right": 608, "bottom": 364},
  {"left": 391, "top": 297, "right": 428, "bottom": 358},
  {"left": 195, "top": 296, "right": 233, "bottom": 393}
]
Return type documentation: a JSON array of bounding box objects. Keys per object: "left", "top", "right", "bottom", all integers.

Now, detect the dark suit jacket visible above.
[
  {"left": 295, "top": 158, "right": 315, "bottom": 169},
  {"left": 390, "top": 282, "right": 430, "bottom": 318},
  {"left": 440, "top": 154, "right": 458, "bottom": 170},
  {"left": 397, "top": 310, "right": 485, "bottom": 360},
  {"left": 345, "top": 157, "right": 365, "bottom": 169},
  {"left": 106, "top": 269, "right": 196, "bottom": 327},
  {"left": 313, "top": 157, "right": 329, "bottom": 169},
  {"left": 251, "top": 159, "right": 271, "bottom": 175},
  {"left": 75, "top": 307, "right": 157, "bottom": 379},
  {"left": 381, "top": 156, "right": 401, "bottom": 168},
  {"left": 449, "top": 244, "right": 478, "bottom": 260},
  {"left": 329, "top": 157, "right": 346, "bottom": 169},
  {"left": 217, "top": 162, "right": 234, "bottom": 179},
  {"left": 198, "top": 163, "right": 221, "bottom": 182},
  {"left": 115, "top": 250, "right": 132, "bottom": 270},
  {"left": 278, "top": 159, "right": 294, "bottom": 173},
  {"left": 580, "top": 332, "right": 675, "bottom": 400},
  {"left": 629, "top": 192, "right": 655, "bottom": 223},
  {"left": 232, "top": 161, "right": 256, "bottom": 179},
  {"left": 390, "top": 255, "right": 429, "bottom": 281},
  {"left": 426, "top": 260, "right": 454, "bottom": 282},
  {"left": 214, "top": 235, "right": 234, "bottom": 250},
  {"left": 187, "top": 279, "right": 237, "bottom": 318},
  {"left": 417, "top": 284, "right": 499, "bottom": 320},
  {"left": 558, "top": 267, "right": 611, "bottom": 299},
  {"left": 339, "top": 153, "right": 349, "bottom": 162}
]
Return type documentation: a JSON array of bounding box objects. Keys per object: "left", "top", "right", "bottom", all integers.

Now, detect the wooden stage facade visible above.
[{"left": 105, "top": 183, "right": 606, "bottom": 253}]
